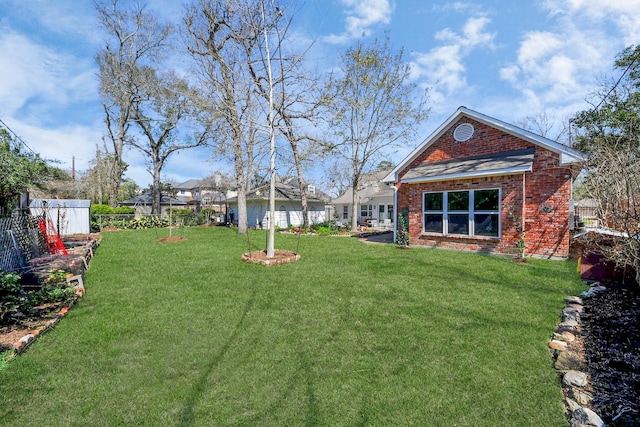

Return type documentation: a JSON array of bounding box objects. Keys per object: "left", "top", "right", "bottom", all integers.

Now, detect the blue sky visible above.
[{"left": 1, "top": 0, "right": 638, "bottom": 189}]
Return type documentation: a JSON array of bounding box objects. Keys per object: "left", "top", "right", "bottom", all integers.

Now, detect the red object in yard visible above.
[{"left": 37, "top": 218, "right": 68, "bottom": 255}]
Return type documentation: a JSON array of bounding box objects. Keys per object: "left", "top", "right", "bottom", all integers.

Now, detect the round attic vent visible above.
[{"left": 453, "top": 123, "right": 474, "bottom": 142}]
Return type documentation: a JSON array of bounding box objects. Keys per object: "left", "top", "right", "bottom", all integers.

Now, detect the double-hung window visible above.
[{"left": 423, "top": 189, "right": 500, "bottom": 237}]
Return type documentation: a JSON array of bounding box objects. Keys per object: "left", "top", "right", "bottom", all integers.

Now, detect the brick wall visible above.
[{"left": 396, "top": 117, "right": 573, "bottom": 258}]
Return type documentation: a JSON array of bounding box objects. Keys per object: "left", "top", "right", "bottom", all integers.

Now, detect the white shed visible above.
[{"left": 30, "top": 199, "right": 91, "bottom": 235}]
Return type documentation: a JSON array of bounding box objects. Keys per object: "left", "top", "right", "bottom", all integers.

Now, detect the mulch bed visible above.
[
  {"left": 582, "top": 285, "right": 640, "bottom": 426},
  {"left": 0, "top": 301, "right": 74, "bottom": 354},
  {"left": 242, "top": 250, "right": 300, "bottom": 266}
]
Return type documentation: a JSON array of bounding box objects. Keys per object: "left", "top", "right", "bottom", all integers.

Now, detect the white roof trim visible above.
[{"left": 383, "top": 106, "right": 587, "bottom": 183}]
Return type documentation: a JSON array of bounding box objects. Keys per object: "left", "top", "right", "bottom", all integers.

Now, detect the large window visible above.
[
  {"left": 423, "top": 189, "right": 500, "bottom": 237},
  {"left": 360, "top": 204, "right": 373, "bottom": 218}
]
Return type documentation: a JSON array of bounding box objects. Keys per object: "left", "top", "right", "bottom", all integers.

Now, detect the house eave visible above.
[{"left": 401, "top": 166, "right": 531, "bottom": 184}]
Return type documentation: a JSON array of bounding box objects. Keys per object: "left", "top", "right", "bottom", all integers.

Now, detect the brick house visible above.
[{"left": 382, "top": 107, "right": 586, "bottom": 258}]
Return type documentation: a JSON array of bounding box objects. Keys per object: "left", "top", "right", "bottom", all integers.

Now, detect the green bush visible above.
[
  {"left": 169, "top": 208, "right": 196, "bottom": 226},
  {"left": 90, "top": 204, "right": 114, "bottom": 215},
  {"left": 1, "top": 270, "right": 77, "bottom": 326},
  {"left": 0, "top": 273, "right": 25, "bottom": 326},
  {"left": 315, "top": 226, "right": 338, "bottom": 235},
  {"left": 197, "top": 208, "right": 217, "bottom": 225},
  {"left": 113, "top": 206, "right": 135, "bottom": 214},
  {"left": 128, "top": 216, "right": 169, "bottom": 229}
]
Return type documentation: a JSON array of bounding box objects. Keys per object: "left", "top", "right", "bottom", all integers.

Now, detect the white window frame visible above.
[{"left": 423, "top": 188, "right": 501, "bottom": 238}]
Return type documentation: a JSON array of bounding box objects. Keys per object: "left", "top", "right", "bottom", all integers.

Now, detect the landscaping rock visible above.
[
  {"left": 560, "top": 319, "right": 579, "bottom": 328},
  {"left": 566, "top": 398, "right": 581, "bottom": 413},
  {"left": 562, "top": 331, "right": 577, "bottom": 342},
  {"left": 571, "top": 407, "right": 604, "bottom": 427},
  {"left": 564, "top": 370, "right": 588, "bottom": 387},
  {"left": 563, "top": 307, "right": 581, "bottom": 322},
  {"left": 555, "top": 351, "right": 585, "bottom": 371},
  {"left": 549, "top": 340, "right": 568, "bottom": 351},
  {"left": 566, "top": 296, "right": 584, "bottom": 305},
  {"left": 571, "top": 389, "right": 593, "bottom": 406},
  {"left": 567, "top": 303, "right": 584, "bottom": 313},
  {"left": 581, "top": 285, "right": 607, "bottom": 299}
]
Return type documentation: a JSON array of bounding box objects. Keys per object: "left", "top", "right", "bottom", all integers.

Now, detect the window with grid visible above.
[{"left": 423, "top": 189, "right": 500, "bottom": 237}]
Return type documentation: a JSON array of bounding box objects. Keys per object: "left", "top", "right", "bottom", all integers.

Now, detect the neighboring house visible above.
[
  {"left": 29, "top": 199, "right": 91, "bottom": 235},
  {"left": 333, "top": 169, "right": 395, "bottom": 228},
  {"left": 174, "top": 173, "right": 236, "bottom": 215},
  {"left": 174, "top": 179, "right": 202, "bottom": 211},
  {"left": 383, "top": 106, "right": 586, "bottom": 259},
  {"left": 120, "top": 193, "right": 187, "bottom": 216},
  {"left": 227, "top": 177, "right": 332, "bottom": 228}
]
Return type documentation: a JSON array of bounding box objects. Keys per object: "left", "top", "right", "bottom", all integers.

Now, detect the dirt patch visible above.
[
  {"left": 242, "top": 250, "right": 300, "bottom": 266},
  {"left": 155, "top": 236, "right": 188, "bottom": 243},
  {"left": 0, "top": 303, "right": 68, "bottom": 353}
]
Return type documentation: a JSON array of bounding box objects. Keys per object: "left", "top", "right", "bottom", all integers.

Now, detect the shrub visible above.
[
  {"left": 113, "top": 206, "right": 135, "bottom": 214},
  {"left": 198, "top": 208, "right": 217, "bottom": 225},
  {"left": 0, "top": 273, "right": 25, "bottom": 326},
  {"left": 90, "top": 204, "right": 114, "bottom": 215},
  {"left": 315, "top": 226, "right": 337, "bottom": 235},
  {"left": 169, "top": 209, "right": 196, "bottom": 226},
  {"left": 128, "top": 216, "right": 169, "bottom": 229},
  {"left": 31, "top": 270, "right": 76, "bottom": 306},
  {"left": 396, "top": 212, "right": 410, "bottom": 247}
]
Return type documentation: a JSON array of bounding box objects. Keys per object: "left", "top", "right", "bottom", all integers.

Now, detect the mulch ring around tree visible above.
[{"left": 242, "top": 250, "right": 300, "bottom": 266}]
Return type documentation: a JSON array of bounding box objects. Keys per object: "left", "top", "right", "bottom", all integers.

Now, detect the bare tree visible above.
[
  {"left": 96, "top": 0, "right": 171, "bottom": 206},
  {"left": 573, "top": 44, "right": 640, "bottom": 285},
  {"left": 324, "top": 37, "right": 429, "bottom": 231},
  {"left": 243, "top": 1, "right": 324, "bottom": 229},
  {"left": 184, "top": 0, "right": 273, "bottom": 235},
  {"left": 515, "top": 111, "right": 570, "bottom": 143},
  {"left": 129, "top": 72, "right": 212, "bottom": 214}
]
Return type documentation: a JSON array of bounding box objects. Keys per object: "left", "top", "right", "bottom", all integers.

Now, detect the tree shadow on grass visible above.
[{"left": 179, "top": 289, "right": 256, "bottom": 426}]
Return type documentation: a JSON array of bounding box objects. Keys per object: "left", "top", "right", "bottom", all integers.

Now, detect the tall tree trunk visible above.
[
  {"left": 351, "top": 176, "right": 360, "bottom": 232},
  {"left": 152, "top": 161, "right": 162, "bottom": 215}
]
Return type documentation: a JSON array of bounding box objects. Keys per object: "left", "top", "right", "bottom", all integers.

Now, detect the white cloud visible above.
[
  {"left": 498, "top": 1, "right": 635, "bottom": 111},
  {"left": 410, "top": 13, "right": 495, "bottom": 100},
  {"left": 0, "top": 28, "right": 98, "bottom": 122},
  {"left": 324, "top": 0, "right": 393, "bottom": 44},
  {"left": 3, "top": 118, "right": 100, "bottom": 173}
]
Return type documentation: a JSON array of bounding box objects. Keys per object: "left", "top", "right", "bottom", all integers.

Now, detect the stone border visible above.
[
  {"left": 550, "top": 283, "right": 607, "bottom": 427},
  {"left": 3, "top": 299, "right": 78, "bottom": 364},
  {"left": 241, "top": 251, "right": 301, "bottom": 266}
]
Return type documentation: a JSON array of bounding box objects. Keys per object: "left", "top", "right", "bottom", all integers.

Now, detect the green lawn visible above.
[{"left": 0, "top": 227, "right": 584, "bottom": 426}]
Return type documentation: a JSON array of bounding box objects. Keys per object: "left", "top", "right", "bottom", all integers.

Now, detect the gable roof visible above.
[
  {"left": 120, "top": 193, "right": 186, "bottom": 206},
  {"left": 333, "top": 169, "right": 394, "bottom": 204},
  {"left": 383, "top": 106, "right": 586, "bottom": 183},
  {"left": 174, "top": 179, "right": 202, "bottom": 190},
  {"left": 228, "top": 181, "right": 331, "bottom": 204}
]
